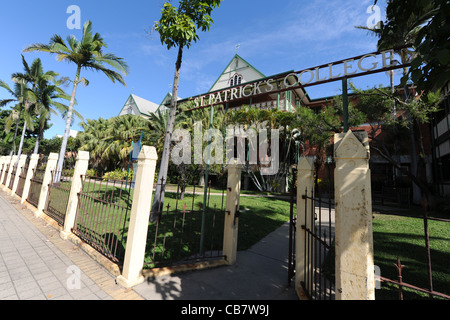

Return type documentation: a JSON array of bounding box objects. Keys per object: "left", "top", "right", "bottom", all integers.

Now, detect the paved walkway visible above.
[
  {"left": 133, "top": 222, "right": 299, "bottom": 300},
  {"left": 0, "top": 188, "right": 299, "bottom": 301},
  {"left": 0, "top": 190, "right": 143, "bottom": 300}
]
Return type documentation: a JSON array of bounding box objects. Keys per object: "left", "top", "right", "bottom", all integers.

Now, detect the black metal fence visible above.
[
  {"left": 8, "top": 163, "right": 17, "bottom": 190},
  {"left": 2, "top": 164, "right": 9, "bottom": 185},
  {"left": 27, "top": 162, "right": 46, "bottom": 208},
  {"left": 43, "top": 170, "right": 73, "bottom": 226},
  {"left": 144, "top": 178, "right": 227, "bottom": 269},
  {"left": 298, "top": 187, "right": 335, "bottom": 300},
  {"left": 72, "top": 176, "right": 133, "bottom": 264},
  {"left": 15, "top": 161, "right": 29, "bottom": 198}
]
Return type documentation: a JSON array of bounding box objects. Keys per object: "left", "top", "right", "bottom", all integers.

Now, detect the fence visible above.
[
  {"left": 144, "top": 178, "right": 227, "bottom": 269},
  {"left": 72, "top": 176, "right": 133, "bottom": 264},
  {"left": 27, "top": 161, "right": 46, "bottom": 208},
  {"left": 2, "top": 163, "right": 9, "bottom": 185},
  {"left": 299, "top": 187, "right": 335, "bottom": 300},
  {"left": 8, "top": 164, "right": 17, "bottom": 190},
  {"left": 43, "top": 170, "right": 73, "bottom": 226},
  {"left": 15, "top": 161, "right": 29, "bottom": 198}
]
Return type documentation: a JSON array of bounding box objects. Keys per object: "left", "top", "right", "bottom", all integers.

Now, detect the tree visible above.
[
  {"left": 225, "top": 106, "right": 297, "bottom": 192},
  {"left": 0, "top": 80, "right": 29, "bottom": 156},
  {"left": 151, "top": 0, "right": 222, "bottom": 218},
  {"left": 361, "top": 0, "right": 447, "bottom": 204},
  {"left": 351, "top": 84, "right": 441, "bottom": 209},
  {"left": 11, "top": 56, "right": 66, "bottom": 160},
  {"left": 77, "top": 115, "right": 150, "bottom": 172},
  {"left": 375, "top": 0, "right": 450, "bottom": 92},
  {"left": 23, "top": 20, "right": 129, "bottom": 181}
]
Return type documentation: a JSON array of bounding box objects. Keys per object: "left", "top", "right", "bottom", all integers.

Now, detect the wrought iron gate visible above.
[
  {"left": 289, "top": 185, "right": 335, "bottom": 300},
  {"left": 144, "top": 177, "right": 227, "bottom": 269}
]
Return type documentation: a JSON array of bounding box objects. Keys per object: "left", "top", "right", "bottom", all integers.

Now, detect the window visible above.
[{"left": 230, "top": 73, "right": 243, "bottom": 87}]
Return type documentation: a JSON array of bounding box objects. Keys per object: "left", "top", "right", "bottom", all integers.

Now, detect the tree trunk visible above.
[
  {"left": 33, "top": 128, "right": 41, "bottom": 154},
  {"left": 16, "top": 118, "right": 27, "bottom": 165},
  {"left": 151, "top": 45, "right": 184, "bottom": 221},
  {"left": 9, "top": 117, "right": 20, "bottom": 157},
  {"left": 54, "top": 66, "right": 81, "bottom": 182}
]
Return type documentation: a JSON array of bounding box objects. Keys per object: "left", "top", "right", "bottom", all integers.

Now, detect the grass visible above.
[
  {"left": 142, "top": 192, "right": 292, "bottom": 267},
  {"left": 53, "top": 178, "right": 292, "bottom": 267},
  {"left": 372, "top": 212, "right": 450, "bottom": 300}
]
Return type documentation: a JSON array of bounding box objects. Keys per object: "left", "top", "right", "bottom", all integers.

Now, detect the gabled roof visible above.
[
  {"left": 119, "top": 94, "right": 159, "bottom": 117},
  {"left": 130, "top": 94, "right": 159, "bottom": 115},
  {"left": 209, "top": 54, "right": 266, "bottom": 92}
]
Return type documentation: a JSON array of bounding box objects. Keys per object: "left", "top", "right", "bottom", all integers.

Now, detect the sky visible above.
[{"left": 0, "top": 0, "right": 396, "bottom": 139}]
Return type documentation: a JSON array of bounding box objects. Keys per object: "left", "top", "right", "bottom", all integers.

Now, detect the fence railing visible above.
[
  {"left": 43, "top": 170, "right": 73, "bottom": 226},
  {"left": 144, "top": 179, "right": 227, "bottom": 269},
  {"left": 299, "top": 188, "right": 335, "bottom": 300},
  {"left": 0, "top": 151, "right": 243, "bottom": 290},
  {"left": 72, "top": 176, "right": 133, "bottom": 264},
  {"left": 15, "top": 162, "right": 29, "bottom": 198},
  {"left": 2, "top": 164, "right": 9, "bottom": 185},
  {"left": 27, "top": 167, "right": 45, "bottom": 208},
  {"left": 8, "top": 164, "right": 17, "bottom": 190}
]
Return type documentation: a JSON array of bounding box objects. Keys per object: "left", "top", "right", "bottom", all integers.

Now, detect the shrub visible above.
[{"left": 102, "top": 169, "right": 134, "bottom": 181}]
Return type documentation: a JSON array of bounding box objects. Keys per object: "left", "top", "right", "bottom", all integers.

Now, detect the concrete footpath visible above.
[
  {"left": 134, "top": 222, "right": 299, "bottom": 300},
  {"left": 0, "top": 190, "right": 142, "bottom": 300},
  {"left": 0, "top": 189, "right": 298, "bottom": 300}
]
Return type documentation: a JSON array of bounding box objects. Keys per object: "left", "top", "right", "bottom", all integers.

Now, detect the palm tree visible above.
[
  {"left": 23, "top": 20, "right": 129, "bottom": 181},
  {"left": 0, "top": 80, "right": 28, "bottom": 156},
  {"left": 32, "top": 77, "right": 72, "bottom": 154},
  {"left": 78, "top": 115, "right": 149, "bottom": 172},
  {"left": 0, "top": 78, "right": 36, "bottom": 161},
  {"left": 10, "top": 56, "right": 66, "bottom": 160}
]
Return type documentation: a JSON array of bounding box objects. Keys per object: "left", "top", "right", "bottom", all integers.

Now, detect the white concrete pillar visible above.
[
  {"left": 4, "top": 155, "right": 17, "bottom": 190},
  {"left": 21, "top": 154, "right": 40, "bottom": 204},
  {"left": 334, "top": 130, "right": 375, "bottom": 300},
  {"left": 61, "top": 151, "right": 90, "bottom": 239},
  {"left": 117, "top": 146, "right": 158, "bottom": 288},
  {"left": 223, "top": 161, "right": 243, "bottom": 265},
  {"left": 11, "top": 155, "right": 28, "bottom": 195},
  {"left": 36, "top": 153, "right": 58, "bottom": 217}
]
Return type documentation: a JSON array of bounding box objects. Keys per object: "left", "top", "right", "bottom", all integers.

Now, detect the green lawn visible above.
[
  {"left": 66, "top": 180, "right": 293, "bottom": 267},
  {"left": 372, "top": 213, "right": 450, "bottom": 300}
]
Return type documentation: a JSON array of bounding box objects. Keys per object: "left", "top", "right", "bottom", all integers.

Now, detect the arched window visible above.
[{"left": 229, "top": 73, "right": 243, "bottom": 87}]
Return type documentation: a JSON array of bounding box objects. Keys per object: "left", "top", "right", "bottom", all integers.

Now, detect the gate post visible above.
[
  {"left": 117, "top": 146, "right": 158, "bottom": 288},
  {"left": 4, "top": 155, "right": 17, "bottom": 190},
  {"left": 36, "top": 153, "right": 58, "bottom": 217},
  {"left": 223, "top": 161, "right": 243, "bottom": 265},
  {"left": 334, "top": 131, "right": 375, "bottom": 300},
  {"left": 61, "top": 151, "right": 90, "bottom": 239},
  {"left": 295, "top": 156, "right": 315, "bottom": 298},
  {"left": 11, "top": 154, "right": 27, "bottom": 195},
  {"left": 21, "top": 154, "right": 40, "bottom": 204}
]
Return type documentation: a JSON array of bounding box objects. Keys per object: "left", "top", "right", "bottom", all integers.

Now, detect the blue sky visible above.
[{"left": 0, "top": 0, "right": 394, "bottom": 139}]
